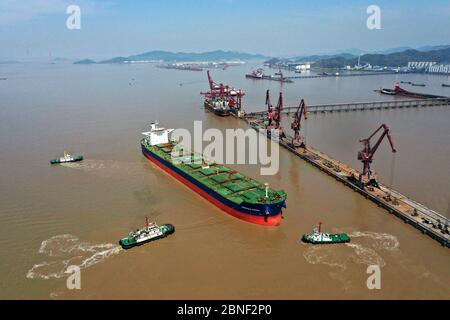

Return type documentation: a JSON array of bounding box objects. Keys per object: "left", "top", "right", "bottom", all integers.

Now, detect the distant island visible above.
[
  {"left": 266, "top": 45, "right": 450, "bottom": 68},
  {"left": 74, "top": 50, "right": 268, "bottom": 65},
  {"left": 73, "top": 59, "right": 97, "bottom": 65},
  {"left": 313, "top": 47, "right": 450, "bottom": 68},
  {"left": 73, "top": 45, "right": 450, "bottom": 68}
]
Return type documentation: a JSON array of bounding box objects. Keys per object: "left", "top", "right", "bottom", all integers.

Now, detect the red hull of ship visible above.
[{"left": 143, "top": 152, "right": 282, "bottom": 226}]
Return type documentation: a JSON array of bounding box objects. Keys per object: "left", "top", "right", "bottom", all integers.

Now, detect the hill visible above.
[
  {"left": 313, "top": 47, "right": 450, "bottom": 68},
  {"left": 96, "top": 50, "right": 267, "bottom": 64}
]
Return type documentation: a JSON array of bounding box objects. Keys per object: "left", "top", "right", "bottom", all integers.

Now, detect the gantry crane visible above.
[
  {"left": 290, "top": 98, "right": 307, "bottom": 148},
  {"left": 358, "top": 124, "right": 396, "bottom": 187}
]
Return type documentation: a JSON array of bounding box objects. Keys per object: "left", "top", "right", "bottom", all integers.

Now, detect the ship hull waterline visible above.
[{"left": 142, "top": 146, "right": 283, "bottom": 226}]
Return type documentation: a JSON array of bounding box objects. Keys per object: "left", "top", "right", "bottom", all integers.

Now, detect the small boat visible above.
[
  {"left": 302, "top": 222, "right": 350, "bottom": 244},
  {"left": 119, "top": 218, "right": 175, "bottom": 249},
  {"left": 400, "top": 81, "right": 412, "bottom": 84},
  {"left": 442, "top": 83, "right": 450, "bottom": 88},
  {"left": 411, "top": 83, "right": 426, "bottom": 87},
  {"left": 50, "top": 151, "right": 83, "bottom": 164}
]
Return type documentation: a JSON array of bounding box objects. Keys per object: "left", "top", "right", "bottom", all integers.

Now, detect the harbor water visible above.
[{"left": 0, "top": 62, "right": 449, "bottom": 299}]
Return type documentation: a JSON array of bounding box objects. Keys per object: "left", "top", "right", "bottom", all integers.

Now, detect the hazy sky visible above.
[{"left": 1, "top": 0, "right": 450, "bottom": 60}]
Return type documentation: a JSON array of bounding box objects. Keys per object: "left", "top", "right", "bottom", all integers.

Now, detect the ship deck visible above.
[{"left": 142, "top": 140, "right": 286, "bottom": 205}]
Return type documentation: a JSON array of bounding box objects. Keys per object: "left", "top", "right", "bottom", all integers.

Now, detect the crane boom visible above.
[
  {"left": 274, "top": 92, "right": 283, "bottom": 129},
  {"left": 358, "top": 124, "right": 396, "bottom": 186},
  {"left": 265, "top": 89, "right": 272, "bottom": 112},
  {"left": 291, "top": 99, "right": 307, "bottom": 147}
]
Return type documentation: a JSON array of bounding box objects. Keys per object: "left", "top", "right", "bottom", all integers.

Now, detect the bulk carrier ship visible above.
[{"left": 141, "top": 122, "right": 287, "bottom": 226}]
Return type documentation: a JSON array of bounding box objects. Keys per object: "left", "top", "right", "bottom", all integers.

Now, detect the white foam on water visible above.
[
  {"left": 60, "top": 160, "right": 138, "bottom": 173},
  {"left": 345, "top": 243, "right": 386, "bottom": 267},
  {"left": 349, "top": 231, "right": 400, "bottom": 251},
  {"left": 303, "top": 246, "right": 347, "bottom": 270},
  {"left": 26, "top": 234, "right": 121, "bottom": 280}
]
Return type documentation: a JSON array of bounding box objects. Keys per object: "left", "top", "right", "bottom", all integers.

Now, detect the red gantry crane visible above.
[
  {"left": 265, "top": 91, "right": 285, "bottom": 140},
  {"left": 291, "top": 98, "right": 307, "bottom": 148},
  {"left": 357, "top": 124, "right": 396, "bottom": 187},
  {"left": 200, "top": 70, "right": 245, "bottom": 112}
]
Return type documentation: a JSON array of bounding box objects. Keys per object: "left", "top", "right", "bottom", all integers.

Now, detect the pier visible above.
[
  {"left": 247, "top": 98, "right": 450, "bottom": 116},
  {"left": 240, "top": 114, "right": 450, "bottom": 247},
  {"left": 286, "top": 71, "right": 411, "bottom": 79}
]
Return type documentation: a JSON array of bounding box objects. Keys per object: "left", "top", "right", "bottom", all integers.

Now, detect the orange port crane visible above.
[
  {"left": 201, "top": 70, "right": 245, "bottom": 111},
  {"left": 358, "top": 124, "right": 396, "bottom": 187},
  {"left": 291, "top": 98, "right": 307, "bottom": 148}
]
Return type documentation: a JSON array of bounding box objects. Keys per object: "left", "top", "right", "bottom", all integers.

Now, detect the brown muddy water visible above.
[{"left": 0, "top": 62, "right": 449, "bottom": 299}]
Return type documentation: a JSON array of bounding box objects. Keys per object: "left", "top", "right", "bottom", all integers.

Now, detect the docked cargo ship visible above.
[
  {"left": 141, "top": 122, "right": 287, "bottom": 226},
  {"left": 204, "top": 98, "right": 230, "bottom": 117}
]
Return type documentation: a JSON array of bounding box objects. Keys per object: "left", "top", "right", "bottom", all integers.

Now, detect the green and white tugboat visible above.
[
  {"left": 50, "top": 151, "right": 83, "bottom": 164},
  {"left": 302, "top": 222, "right": 350, "bottom": 244},
  {"left": 119, "top": 217, "right": 175, "bottom": 249}
]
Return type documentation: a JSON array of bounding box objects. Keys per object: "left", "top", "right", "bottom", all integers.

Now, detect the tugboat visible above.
[
  {"left": 119, "top": 217, "right": 175, "bottom": 249},
  {"left": 50, "top": 151, "right": 83, "bottom": 164},
  {"left": 302, "top": 222, "right": 350, "bottom": 244}
]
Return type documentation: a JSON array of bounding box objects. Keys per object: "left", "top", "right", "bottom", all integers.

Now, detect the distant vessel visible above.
[
  {"left": 157, "top": 64, "right": 203, "bottom": 71},
  {"left": 378, "top": 84, "right": 449, "bottom": 100},
  {"left": 302, "top": 222, "right": 350, "bottom": 244},
  {"left": 245, "top": 68, "right": 264, "bottom": 79},
  {"left": 141, "top": 122, "right": 287, "bottom": 226},
  {"left": 50, "top": 151, "right": 83, "bottom": 164},
  {"left": 119, "top": 217, "right": 175, "bottom": 249},
  {"left": 380, "top": 88, "right": 397, "bottom": 95},
  {"left": 204, "top": 98, "right": 230, "bottom": 117},
  {"left": 245, "top": 68, "right": 293, "bottom": 83},
  {"left": 442, "top": 83, "right": 450, "bottom": 88},
  {"left": 411, "top": 83, "right": 426, "bottom": 87}
]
